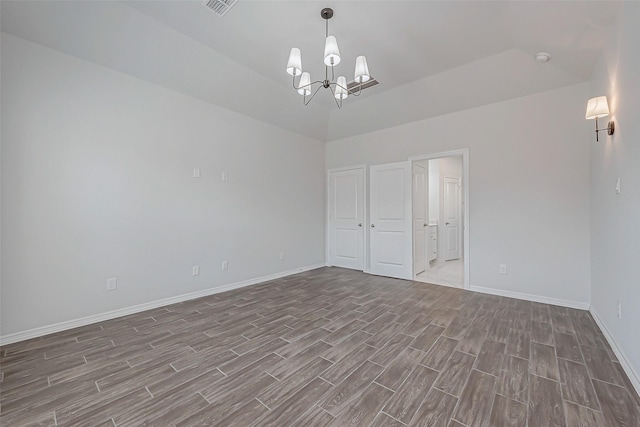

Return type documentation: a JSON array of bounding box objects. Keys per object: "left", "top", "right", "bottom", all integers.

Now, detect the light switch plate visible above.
[{"left": 616, "top": 177, "right": 621, "bottom": 194}]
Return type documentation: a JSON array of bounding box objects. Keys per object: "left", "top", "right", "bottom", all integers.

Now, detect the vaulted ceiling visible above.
[{"left": 1, "top": 1, "right": 621, "bottom": 141}]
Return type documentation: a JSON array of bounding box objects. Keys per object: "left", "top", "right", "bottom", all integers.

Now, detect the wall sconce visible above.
[{"left": 585, "top": 96, "right": 615, "bottom": 142}]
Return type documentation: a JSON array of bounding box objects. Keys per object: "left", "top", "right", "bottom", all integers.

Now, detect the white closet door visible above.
[
  {"left": 369, "top": 162, "right": 412, "bottom": 280},
  {"left": 328, "top": 168, "right": 364, "bottom": 270}
]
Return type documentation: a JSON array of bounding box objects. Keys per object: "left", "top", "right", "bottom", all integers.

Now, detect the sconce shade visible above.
[
  {"left": 334, "top": 76, "right": 348, "bottom": 100},
  {"left": 324, "top": 35, "right": 341, "bottom": 66},
  {"left": 354, "top": 56, "right": 370, "bottom": 83},
  {"left": 585, "top": 96, "right": 610, "bottom": 119},
  {"left": 286, "top": 48, "right": 302, "bottom": 76},
  {"left": 297, "top": 72, "right": 311, "bottom": 96}
]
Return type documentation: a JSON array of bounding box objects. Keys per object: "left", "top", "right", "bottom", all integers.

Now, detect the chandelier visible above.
[{"left": 285, "top": 8, "right": 371, "bottom": 108}]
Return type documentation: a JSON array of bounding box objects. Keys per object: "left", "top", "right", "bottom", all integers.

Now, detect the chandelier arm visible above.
[
  {"left": 294, "top": 77, "right": 324, "bottom": 94},
  {"left": 350, "top": 82, "right": 363, "bottom": 97},
  {"left": 328, "top": 84, "right": 342, "bottom": 110},
  {"left": 300, "top": 79, "right": 324, "bottom": 90},
  {"left": 303, "top": 83, "right": 324, "bottom": 106}
]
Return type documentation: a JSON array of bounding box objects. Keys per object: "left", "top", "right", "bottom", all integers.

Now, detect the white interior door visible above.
[
  {"left": 370, "top": 162, "right": 412, "bottom": 280},
  {"left": 444, "top": 176, "right": 461, "bottom": 261},
  {"left": 412, "top": 163, "right": 427, "bottom": 275},
  {"left": 329, "top": 168, "right": 364, "bottom": 270}
]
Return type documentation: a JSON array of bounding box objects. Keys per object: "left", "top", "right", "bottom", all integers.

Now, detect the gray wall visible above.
[
  {"left": 327, "top": 83, "right": 592, "bottom": 306},
  {"left": 589, "top": 1, "right": 640, "bottom": 391},
  {"left": 1, "top": 34, "right": 326, "bottom": 337}
]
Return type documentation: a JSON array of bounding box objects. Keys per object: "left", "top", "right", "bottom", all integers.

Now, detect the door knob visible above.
[
  {"left": 371, "top": 224, "right": 375, "bottom": 228},
  {"left": 358, "top": 223, "right": 362, "bottom": 227},
  {"left": 424, "top": 223, "right": 428, "bottom": 227},
  {"left": 446, "top": 222, "right": 450, "bottom": 225}
]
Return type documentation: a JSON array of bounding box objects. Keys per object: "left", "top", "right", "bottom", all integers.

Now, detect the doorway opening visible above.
[{"left": 411, "top": 150, "right": 468, "bottom": 289}]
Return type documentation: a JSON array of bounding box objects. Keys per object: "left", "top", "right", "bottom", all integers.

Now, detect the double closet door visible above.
[{"left": 328, "top": 163, "right": 412, "bottom": 280}]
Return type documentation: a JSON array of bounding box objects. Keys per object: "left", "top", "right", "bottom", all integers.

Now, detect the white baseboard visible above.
[
  {"left": 0, "top": 263, "right": 325, "bottom": 346},
  {"left": 590, "top": 307, "right": 640, "bottom": 397},
  {"left": 469, "top": 285, "right": 590, "bottom": 310}
]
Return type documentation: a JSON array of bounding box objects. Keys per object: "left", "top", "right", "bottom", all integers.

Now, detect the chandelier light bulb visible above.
[
  {"left": 335, "top": 76, "right": 348, "bottom": 100},
  {"left": 354, "top": 56, "right": 370, "bottom": 83},
  {"left": 324, "top": 35, "right": 341, "bottom": 66},
  {"left": 286, "top": 48, "right": 302, "bottom": 76},
  {"left": 297, "top": 72, "right": 311, "bottom": 96}
]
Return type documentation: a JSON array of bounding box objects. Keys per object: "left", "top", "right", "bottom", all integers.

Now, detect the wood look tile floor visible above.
[{"left": 1, "top": 267, "right": 639, "bottom": 426}]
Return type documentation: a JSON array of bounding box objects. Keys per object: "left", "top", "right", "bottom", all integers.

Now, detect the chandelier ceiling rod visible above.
[{"left": 285, "top": 7, "right": 372, "bottom": 109}]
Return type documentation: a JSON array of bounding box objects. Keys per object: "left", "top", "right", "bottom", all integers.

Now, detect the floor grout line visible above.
[
  {"left": 265, "top": 371, "right": 280, "bottom": 382},
  {"left": 198, "top": 391, "right": 211, "bottom": 404},
  {"left": 380, "top": 409, "right": 409, "bottom": 425},
  {"left": 372, "top": 380, "right": 397, "bottom": 394},
  {"left": 315, "top": 404, "right": 336, "bottom": 418},
  {"left": 255, "top": 397, "right": 271, "bottom": 411}
]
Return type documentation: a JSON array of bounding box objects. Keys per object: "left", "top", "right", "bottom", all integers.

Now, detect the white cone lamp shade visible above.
[
  {"left": 334, "top": 76, "right": 348, "bottom": 100},
  {"left": 324, "top": 35, "right": 341, "bottom": 66},
  {"left": 585, "top": 96, "right": 610, "bottom": 119},
  {"left": 354, "top": 56, "right": 370, "bottom": 83},
  {"left": 286, "top": 48, "right": 302, "bottom": 76},
  {"left": 297, "top": 72, "right": 311, "bottom": 96}
]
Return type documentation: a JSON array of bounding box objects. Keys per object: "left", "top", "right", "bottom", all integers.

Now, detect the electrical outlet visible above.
[
  {"left": 222, "top": 260, "right": 228, "bottom": 271},
  {"left": 499, "top": 264, "right": 507, "bottom": 275},
  {"left": 280, "top": 251, "right": 285, "bottom": 261},
  {"left": 192, "top": 265, "right": 200, "bottom": 276},
  {"left": 106, "top": 277, "right": 117, "bottom": 291},
  {"left": 617, "top": 301, "right": 622, "bottom": 319}
]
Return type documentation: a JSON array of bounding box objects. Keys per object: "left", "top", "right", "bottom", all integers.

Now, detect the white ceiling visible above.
[{"left": 1, "top": 1, "right": 621, "bottom": 142}]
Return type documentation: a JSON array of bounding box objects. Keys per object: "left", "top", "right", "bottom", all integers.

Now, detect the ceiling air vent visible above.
[
  {"left": 347, "top": 79, "right": 379, "bottom": 95},
  {"left": 202, "top": 0, "right": 238, "bottom": 17}
]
